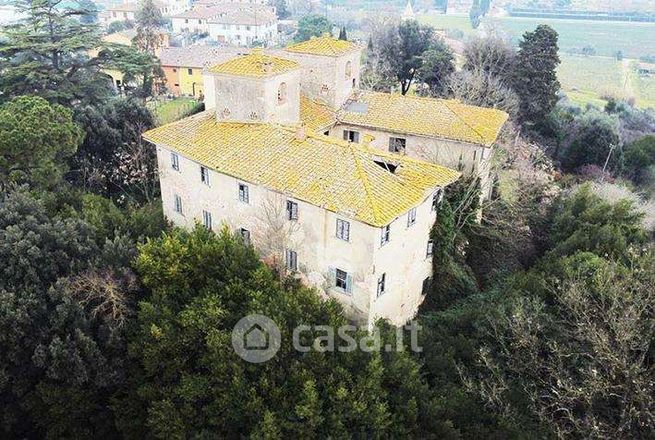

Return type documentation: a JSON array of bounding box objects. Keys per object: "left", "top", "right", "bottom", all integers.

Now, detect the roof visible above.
[
  {"left": 143, "top": 113, "right": 460, "bottom": 227},
  {"left": 300, "top": 95, "right": 337, "bottom": 132},
  {"left": 285, "top": 36, "right": 360, "bottom": 57},
  {"left": 208, "top": 9, "right": 276, "bottom": 26},
  {"left": 208, "top": 49, "right": 299, "bottom": 78},
  {"left": 159, "top": 46, "right": 248, "bottom": 68},
  {"left": 338, "top": 92, "right": 509, "bottom": 147}
]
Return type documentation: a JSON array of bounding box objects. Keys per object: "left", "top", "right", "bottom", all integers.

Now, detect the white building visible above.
[
  {"left": 144, "top": 38, "right": 508, "bottom": 326},
  {"left": 100, "top": 0, "right": 191, "bottom": 25},
  {"left": 170, "top": 3, "right": 277, "bottom": 46}
]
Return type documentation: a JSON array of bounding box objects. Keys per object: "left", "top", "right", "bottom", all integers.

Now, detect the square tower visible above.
[
  {"left": 284, "top": 36, "right": 363, "bottom": 109},
  {"left": 204, "top": 49, "right": 302, "bottom": 124}
]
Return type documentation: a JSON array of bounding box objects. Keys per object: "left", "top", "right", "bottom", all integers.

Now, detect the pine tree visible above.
[
  {"left": 338, "top": 26, "right": 347, "bottom": 41},
  {"left": 0, "top": 0, "right": 111, "bottom": 104},
  {"left": 513, "top": 25, "right": 561, "bottom": 124}
]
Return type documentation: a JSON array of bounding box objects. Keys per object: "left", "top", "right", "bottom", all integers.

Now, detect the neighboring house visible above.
[
  {"left": 94, "top": 29, "right": 170, "bottom": 90},
  {"left": 100, "top": 0, "right": 188, "bottom": 25},
  {"left": 143, "top": 38, "right": 507, "bottom": 326},
  {"left": 159, "top": 45, "right": 248, "bottom": 97},
  {"left": 170, "top": 3, "right": 278, "bottom": 46}
]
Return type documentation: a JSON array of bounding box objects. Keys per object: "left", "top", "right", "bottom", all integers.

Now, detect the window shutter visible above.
[
  {"left": 328, "top": 266, "right": 336, "bottom": 286},
  {"left": 346, "top": 274, "right": 353, "bottom": 295}
]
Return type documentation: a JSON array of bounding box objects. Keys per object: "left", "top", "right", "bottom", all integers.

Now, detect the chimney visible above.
[{"left": 295, "top": 125, "right": 307, "bottom": 141}]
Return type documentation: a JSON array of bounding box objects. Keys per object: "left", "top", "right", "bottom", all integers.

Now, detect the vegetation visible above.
[
  {"left": 294, "top": 15, "right": 333, "bottom": 42},
  {"left": 1, "top": 3, "right": 655, "bottom": 440}
]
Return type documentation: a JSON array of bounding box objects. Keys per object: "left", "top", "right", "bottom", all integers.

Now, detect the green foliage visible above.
[
  {"left": 0, "top": 187, "right": 144, "bottom": 439},
  {"left": 547, "top": 184, "right": 647, "bottom": 260},
  {"left": 71, "top": 97, "right": 156, "bottom": 201},
  {"left": 561, "top": 108, "right": 622, "bottom": 172},
  {"left": 513, "top": 25, "right": 561, "bottom": 125},
  {"left": 117, "top": 226, "right": 454, "bottom": 438},
  {"left": 0, "top": 96, "right": 83, "bottom": 190},
  {"left": 294, "top": 15, "right": 332, "bottom": 42},
  {"left": 625, "top": 135, "right": 655, "bottom": 186},
  {"left": 417, "top": 43, "right": 455, "bottom": 96},
  {"left": 270, "top": 0, "right": 289, "bottom": 19},
  {"left": 0, "top": 0, "right": 112, "bottom": 105},
  {"left": 373, "top": 19, "right": 454, "bottom": 95}
]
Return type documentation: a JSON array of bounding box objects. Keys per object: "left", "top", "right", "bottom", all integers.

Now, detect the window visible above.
[
  {"left": 187, "top": 68, "right": 193, "bottom": 75},
  {"left": 174, "top": 194, "right": 183, "bottom": 214},
  {"left": 432, "top": 190, "right": 442, "bottom": 211},
  {"left": 173, "top": 68, "right": 177, "bottom": 72},
  {"left": 200, "top": 166, "right": 210, "bottom": 185},
  {"left": 286, "top": 200, "right": 298, "bottom": 220},
  {"left": 277, "top": 82, "right": 287, "bottom": 105},
  {"left": 345, "top": 60, "right": 352, "bottom": 78},
  {"left": 202, "top": 210, "right": 212, "bottom": 230},
  {"left": 336, "top": 219, "right": 350, "bottom": 241},
  {"left": 407, "top": 207, "right": 417, "bottom": 227},
  {"left": 342, "top": 130, "right": 360, "bottom": 143},
  {"left": 240, "top": 227, "right": 251, "bottom": 244},
  {"left": 174, "top": 83, "right": 179, "bottom": 87},
  {"left": 377, "top": 273, "right": 386, "bottom": 297},
  {"left": 352, "top": 78, "right": 356, "bottom": 88},
  {"left": 426, "top": 240, "right": 434, "bottom": 257},
  {"left": 184, "top": 18, "right": 188, "bottom": 23},
  {"left": 285, "top": 249, "right": 298, "bottom": 271},
  {"left": 246, "top": 25, "right": 251, "bottom": 31},
  {"left": 380, "top": 224, "right": 390, "bottom": 246},
  {"left": 389, "top": 137, "right": 406, "bottom": 154},
  {"left": 335, "top": 268, "right": 351, "bottom": 293},
  {"left": 323, "top": 130, "right": 330, "bottom": 136},
  {"left": 171, "top": 152, "right": 180, "bottom": 171},
  {"left": 198, "top": 19, "right": 202, "bottom": 24},
  {"left": 422, "top": 277, "right": 432, "bottom": 294},
  {"left": 238, "top": 183, "right": 249, "bottom": 203}
]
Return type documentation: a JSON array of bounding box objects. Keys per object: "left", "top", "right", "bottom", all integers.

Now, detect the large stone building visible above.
[{"left": 144, "top": 37, "right": 507, "bottom": 326}]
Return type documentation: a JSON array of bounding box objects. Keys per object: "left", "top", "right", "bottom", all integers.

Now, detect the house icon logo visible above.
[{"left": 231, "top": 314, "right": 281, "bottom": 363}]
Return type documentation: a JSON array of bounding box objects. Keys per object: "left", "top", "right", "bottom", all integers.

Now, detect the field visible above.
[
  {"left": 490, "top": 16, "right": 655, "bottom": 59},
  {"left": 416, "top": 13, "right": 655, "bottom": 109},
  {"left": 148, "top": 97, "right": 199, "bottom": 125}
]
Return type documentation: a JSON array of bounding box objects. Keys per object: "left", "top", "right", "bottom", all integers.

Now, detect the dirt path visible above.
[{"left": 622, "top": 58, "right": 636, "bottom": 98}]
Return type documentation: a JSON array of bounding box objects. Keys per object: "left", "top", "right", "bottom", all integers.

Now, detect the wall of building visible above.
[
  {"left": 155, "top": 144, "right": 439, "bottom": 327},
  {"left": 209, "top": 68, "right": 300, "bottom": 123},
  {"left": 171, "top": 17, "right": 210, "bottom": 34},
  {"left": 207, "top": 21, "right": 278, "bottom": 46},
  {"left": 282, "top": 49, "right": 362, "bottom": 109},
  {"left": 329, "top": 124, "right": 494, "bottom": 197},
  {"left": 179, "top": 66, "right": 205, "bottom": 98},
  {"left": 162, "top": 66, "right": 181, "bottom": 95},
  {"left": 369, "top": 191, "right": 436, "bottom": 326}
]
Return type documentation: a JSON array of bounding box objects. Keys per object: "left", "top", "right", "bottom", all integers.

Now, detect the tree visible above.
[
  {"left": 116, "top": 226, "right": 457, "bottom": 438},
  {"left": 375, "top": 19, "right": 441, "bottom": 95},
  {"left": 338, "top": 26, "right": 347, "bottom": 40},
  {"left": 463, "top": 35, "right": 516, "bottom": 82},
  {"left": 294, "top": 15, "right": 332, "bottom": 42},
  {"left": 561, "top": 109, "right": 622, "bottom": 173},
  {"left": 0, "top": 0, "right": 112, "bottom": 105},
  {"left": 0, "top": 187, "right": 144, "bottom": 439},
  {"left": 624, "top": 135, "right": 655, "bottom": 186},
  {"left": 134, "top": 0, "right": 166, "bottom": 56},
  {"left": 71, "top": 97, "right": 157, "bottom": 202},
  {"left": 417, "top": 42, "right": 455, "bottom": 96},
  {"left": 447, "top": 70, "right": 520, "bottom": 118},
  {"left": 513, "top": 25, "right": 561, "bottom": 125},
  {"left": 105, "top": 44, "right": 165, "bottom": 99},
  {"left": 0, "top": 96, "right": 83, "bottom": 191},
  {"left": 270, "top": 0, "right": 290, "bottom": 19}
]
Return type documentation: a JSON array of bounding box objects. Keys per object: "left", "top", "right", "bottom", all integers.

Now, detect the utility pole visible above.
[{"left": 600, "top": 143, "right": 616, "bottom": 184}]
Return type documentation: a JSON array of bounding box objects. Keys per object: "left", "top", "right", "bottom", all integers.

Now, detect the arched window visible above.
[
  {"left": 345, "top": 61, "right": 352, "bottom": 79},
  {"left": 277, "top": 82, "right": 287, "bottom": 105}
]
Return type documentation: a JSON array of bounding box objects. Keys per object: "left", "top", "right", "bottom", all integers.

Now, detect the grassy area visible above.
[
  {"left": 416, "top": 13, "right": 474, "bottom": 35},
  {"left": 148, "top": 97, "right": 199, "bottom": 126},
  {"left": 557, "top": 54, "right": 625, "bottom": 106},
  {"left": 631, "top": 67, "right": 655, "bottom": 109},
  {"left": 489, "top": 16, "right": 655, "bottom": 59}
]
